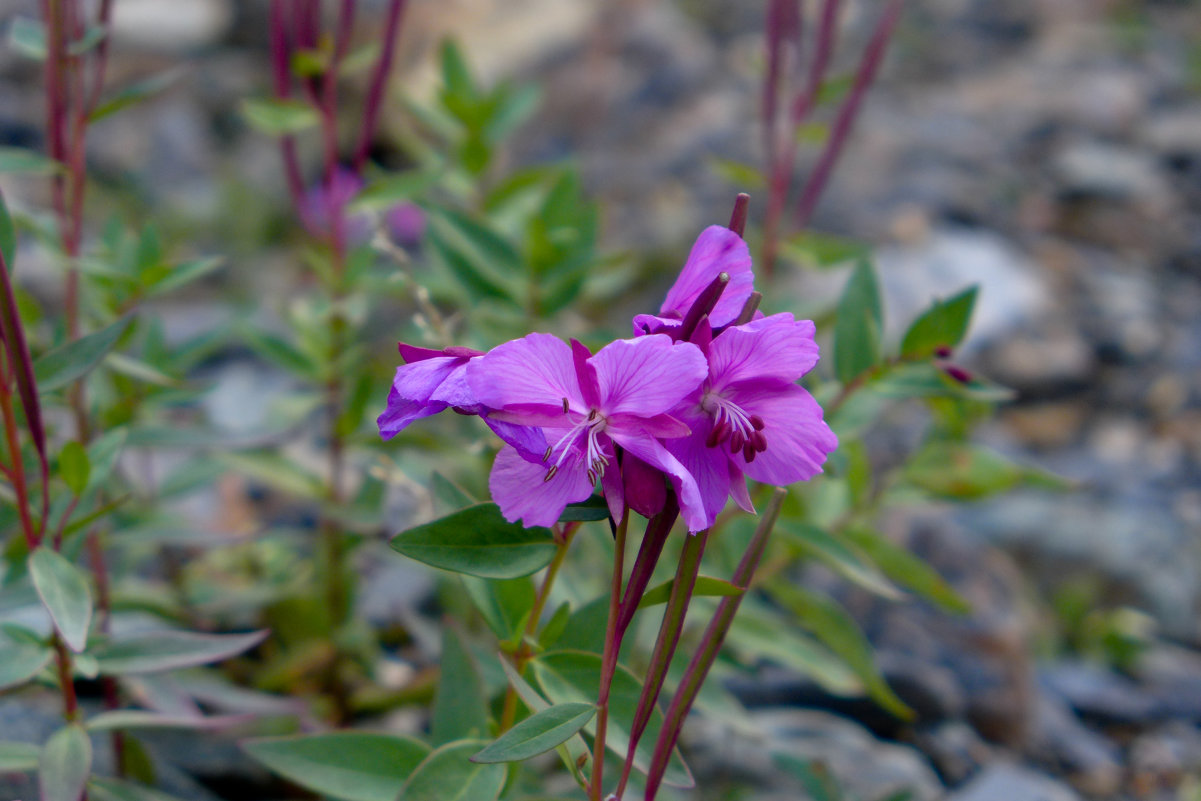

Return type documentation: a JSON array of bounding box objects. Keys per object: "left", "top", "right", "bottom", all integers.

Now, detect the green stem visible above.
[
  {"left": 615, "top": 527, "right": 709, "bottom": 798},
  {"left": 643, "top": 489, "right": 786, "bottom": 800},
  {"left": 590, "top": 508, "right": 629, "bottom": 801}
]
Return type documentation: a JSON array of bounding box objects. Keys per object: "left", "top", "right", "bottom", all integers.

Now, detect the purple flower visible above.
[
  {"left": 633, "top": 226, "right": 755, "bottom": 336},
  {"left": 664, "top": 313, "right": 838, "bottom": 529},
  {"left": 467, "top": 333, "right": 711, "bottom": 530},
  {"left": 377, "top": 343, "right": 546, "bottom": 458},
  {"left": 300, "top": 167, "right": 371, "bottom": 243},
  {"left": 385, "top": 202, "right": 426, "bottom": 248}
]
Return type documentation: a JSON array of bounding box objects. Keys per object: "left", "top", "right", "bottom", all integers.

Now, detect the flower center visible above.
[
  {"left": 702, "top": 391, "right": 767, "bottom": 462},
  {"left": 543, "top": 407, "right": 610, "bottom": 483}
]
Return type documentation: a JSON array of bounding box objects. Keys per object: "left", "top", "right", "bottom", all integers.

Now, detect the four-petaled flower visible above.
[
  {"left": 467, "top": 334, "right": 709, "bottom": 530},
  {"left": 665, "top": 313, "right": 838, "bottom": 529}
]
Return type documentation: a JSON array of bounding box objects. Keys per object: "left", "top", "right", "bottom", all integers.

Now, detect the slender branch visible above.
[
  {"left": 0, "top": 358, "right": 38, "bottom": 549},
  {"left": 616, "top": 527, "right": 710, "bottom": 798},
  {"left": 590, "top": 508, "right": 629, "bottom": 801},
  {"left": 643, "top": 489, "right": 787, "bottom": 801},
  {"left": 353, "top": 0, "right": 407, "bottom": 170},
  {"left": 51, "top": 632, "right": 79, "bottom": 722},
  {"left": 794, "top": 0, "right": 903, "bottom": 229},
  {"left": 269, "top": 0, "right": 308, "bottom": 209}
]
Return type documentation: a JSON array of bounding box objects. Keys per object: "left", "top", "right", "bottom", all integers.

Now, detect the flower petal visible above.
[
  {"left": 708, "top": 313, "right": 820, "bottom": 389},
  {"left": 663, "top": 420, "right": 733, "bottom": 531},
  {"left": 622, "top": 452, "right": 666, "bottom": 519},
  {"left": 377, "top": 358, "right": 464, "bottom": 438},
  {"left": 482, "top": 417, "right": 549, "bottom": 463},
  {"left": 660, "top": 226, "right": 754, "bottom": 328},
  {"left": 591, "top": 336, "right": 707, "bottom": 418},
  {"left": 727, "top": 380, "right": 838, "bottom": 486},
  {"left": 468, "top": 333, "right": 584, "bottom": 413},
  {"left": 377, "top": 384, "right": 443, "bottom": 440},
  {"left": 612, "top": 430, "right": 708, "bottom": 533},
  {"left": 489, "top": 444, "right": 594, "bottom": 529}
]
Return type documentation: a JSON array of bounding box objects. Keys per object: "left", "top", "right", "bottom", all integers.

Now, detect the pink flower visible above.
[
  {"left": 664, "top": 313, "right": 838, "bottom": 529},
  {"left": 466, "top": 333, "right": 710, "bottom": 530}
]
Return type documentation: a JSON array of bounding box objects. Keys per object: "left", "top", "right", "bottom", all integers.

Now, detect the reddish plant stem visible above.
[
  {"left": 51, "top": 633, "right": 80, "bottom": 722},
  {"left": 794, "top": 0, "right": 903, "bottom": 229},
  {"left": 615, "top": 527, "right": 710, "bottom": 798},
  {"left": 589, "top": 509, "right": 629, "bottom": 801},
  {"left": 269, "top": 0, "right": 307, "bottom": 208},
  {"left": 615, "top": 497, "right": 678, "bottom": 638},
  {"left": 727, "top": 192, "right": 750, "bottom": 238},
  {"left": 762, "top": 0, "right": 840, "bottom": 278},
  {"left": 353, "top": 0, "right": 407, "bottom": 170},
  {"left": 642, "top": 489, "right": 787, "bottom": 800},
  {"left": 0, "top": 360, "right": 38, "bottom": 549}
]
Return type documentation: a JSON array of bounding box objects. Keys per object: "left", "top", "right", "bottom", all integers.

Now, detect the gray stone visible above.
[
  {"left": 1039, "top": 661, "right": 1158, "bottom": 725},
  {"left": 946, "top": 763, "right": 1081, "bottom": 801},
  {"left": 1027, "top": 686, "right": 1123, "bottom": 796},
  {"left": 1054, "top": 141, "right": 1171, "bottom": 203}
]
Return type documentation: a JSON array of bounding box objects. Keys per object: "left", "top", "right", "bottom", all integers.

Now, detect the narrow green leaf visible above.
[
  {"left": 724, "top": 602, "right": 862, "bottom": 696},
  {"left": 85, "top": 710, "right": 251, "bottom": 731},
  {"left": 784, "top": 230, "right": 870, "bottom": 269},
  {"left": 0, "top": 740, "right": 39, "bottom": 771},
  {"left": 390, "top": 503, "right": 556, "bottom": 579},
  {"left": 899, "top": 286, "right": 978, "bottom": 359},
  {"left": 59, "top": 441, "right": 91, "bottom": 496},
  {"left": 558, "top": 494, "right": 609, "bottom": 522},
  {"left": 88, "top": 775, "right": 188, "bottom": 801},
  {"left": 833, "top": 260, "right": 883, "bottom": 384},
  {"left": 104, "top": 353, "right": 179, "bottom": 387},
  {"left": 86, "top": 427, "right": 128, "bottom": 492},
  {"left": 430, "top": 471, "right": 475, "bottom": 514},
  {"left": 778, "top": 524, "right": 902, "bottom": 600},
  {"left": 0, "top": 633, "right": 52, "bottom": 690},
  {"left": 8, "top": 16, "right": 46, "bottom": 59},
  {"left": 472, "top": 702, "right": 594, "bottom": 764},
  {"left": 220, "top": 451, "right": 326, "bottom": 499},
  {"left": 0, "top": 146, "right": 62, "bottom": 175},
  {"left": 90, "top": 629, "right": 267, "bottom": 675},
  {"left": 34, "top": 316, "right": 133, "bottom": 391},
  {"left": 89, "top": 69, "right": 182, "bottom": 123},
  {"left": 242, "top": 732, "right": 430, "bottom": 801},
  {"left": 397, "top": 740, "right": 505, "bottom": 801},
  {"left": 352, "top": 171, "right": 439, "bottom": 211},
  {"left": 769, "top": 583, "right": 911, "bottom": 719},
  {"left": 29, "top": 548, "right": 93, "bottom": 652},
  {"left": 145, "top": 255, "right": 224, "bottom": 297},
  {"left": 0, "top": 188, "right": 15, "bottom": 266},
  {"left": 241, "top": 98, "right": 320, "bottom": 136},
  {"left": 432, "top": 627, "right": 488, "bottom": 745},
  {"left": 39, "top": 725, "right": 92, "bottom": 801},
  {"left": 637, "top": 576, "right": 744, "bottom": 609},
  {"left": 842, "top": 528, "right": 970, "bottom": 614},
  {"left": 461, "top": 576, "right": 534, "bottom": 644},
  {"left": 904, "top": 441, "right": 1068, "bottom": 500},
  {"left": 531, "top": 651, "right": 694, "bottom": 788}
]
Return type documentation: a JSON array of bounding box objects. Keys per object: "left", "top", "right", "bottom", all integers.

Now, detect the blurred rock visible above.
[
  {"left": 1054, "top": 141, "right": 1170, "bottom": 204},
  {"left": 111, "top": 0, "right": 235, "bottom": 51},
  {"left": 946, "top": 763, "right": 1081, "bottom": 801},
  {"left": 1039, "top": 660, "right": 1157, "bottom": 726},
  {"left": 908, "top": 721, "right": 997, "bottom": 786},
  {"left": 1027, "top": 686, "right": 1123, "bottom": 796}
]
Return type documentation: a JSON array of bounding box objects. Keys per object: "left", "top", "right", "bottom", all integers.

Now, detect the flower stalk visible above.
[{"left": 589, "top": 508, "right": 629, "bottom": 801}]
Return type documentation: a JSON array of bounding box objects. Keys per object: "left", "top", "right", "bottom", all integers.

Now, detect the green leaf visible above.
[
  {"left": 778, "top": 524, "right": 902, "bottom": 600},
  {"left": 638, "top": 576, "right": 744, "bottom": 609},
  {"left": 219, "top": 451, "right": 326, "bottom": 499},
  {"left": 145, "top": 255, "right": 224, "bottom": 297},
  {"left": 432, "top": 627, "right": 489, "bottom": 745},
  {"left": 34, "top": 316, "right": 133, "bottom": 392},
  {"left": 60, "top": 441, "right": 91, "bottom": 496},
  {"left": 88, "top": 776, "right": 188, "bottom": 801},
  {"left": 842, "top": 527, "right": 970, "bottom": 614},
  {"left": 241, "top": 98, "right": 320, "bottom": 136},
  {"left": 397, "top": 740, "right": 506, "bottom": 801},
  {"left": 558, "top": 494, "right": 610, "bottom": 522},
  {"left": 29, "top": 548, "right": 93, "bottom": 652},
  {"left": 39, "top": 724, "right": 92, "bottom": 801},
  {"left": 724, "top": 602, "right": 861, "bottom": 696},
  {"left": 769, "top": 583, "right": 911, "bottom": 719},
  {"left": 86, "top": 427, "right": 128, "bottom": 492},
  {"left": 708, "top": 157, "right": 766, "bottom": 190},
  {"left": 0, "top": 740, "right": 39, "bottom": 772},
  {"left": 461, "top": 576, "right": 534, "bottom": 644},
  {"left": 104, "top": 353, "right": 179, "bottom": 387},
  {"left": 0, "top": 189, "right": 15, "bottom": 266},
  {"left": 89, "top": 69, "right": 182, "bottom": 123},
  {"left": 899, "top": 286, "right": 978, "bottom": 359},
  {"left": 90, "top": 629, "right": 267, "bottom": 675},
  {"left": 472, "top": 702, "right": 594, "bottom": 763},
  {"left": 426, "top": 209, "right": 522, "bottom": 306},
  {"left": 531, "top": 650, "right": 694, "bottom": 788},
  {"left": 0, "top": 634, "right": 51, "bottom": 690},
  {"left": 240, "top": 326, "right": 319, "bottom": 378},
  {"left": 85, "top": 710, "right": 250, "bottom": 731},
  {"left": 390, "top": 503, "right": 557, "bottom": 579},
  {"left": 431, "top": 472, "right": 475, "bottom": 514},
  {"left": 870, "top": 362, "right": 1015, "bottom": 403},
  {"left": 784, "top": 231, "right": 870, "bottom": 269},
  {"left": 352, "top": 171, "right": 439, "bottom": 211},
  {"left": 242, "top": 733, "right": 430, "bottom": 801},
  {"left": 903, "top": 441, "right": 1068, "bottom": 500},
  {"left": 0, "top": 146, "right": 61, "bottom": 175},
  {"left": 8, "top": 16, "right": 46, "bottom": 59},
  {"left": 833, "top": 260, "right": 883, "bottom": 384}
]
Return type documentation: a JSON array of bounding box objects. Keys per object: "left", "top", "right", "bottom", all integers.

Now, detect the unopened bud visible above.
[{"left": 942, "top": 364, "right": 973, "bottom": 384}]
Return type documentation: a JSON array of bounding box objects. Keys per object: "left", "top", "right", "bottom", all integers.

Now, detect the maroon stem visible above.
[
  {"left": 762, "top": 0, "right": 840, "bottom": 277},
  {"left": 794, "top": 0, "right": 903, "bottom": 229},
  {"left": 589, "top": 509, "right": 629, "bottom": 801},
  {"left": 0, "top": 358, "right": 38, "bottom": 549},
  {"left": 615, "top": 496, "right": 678, "bottom": 638},
  {"left": 727, "top": 192, "right": 750, "bottom": 238},
  {"left": 353, "top": 0, "right": 407, "bottom": 170},
  {"left": 643, "top": 489, "right": 787, "bottom": 800},
  {"left": 269, "top": 0, "right": 308, "bottom": 209}
]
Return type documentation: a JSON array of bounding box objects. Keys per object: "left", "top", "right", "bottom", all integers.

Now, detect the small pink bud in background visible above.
[
  {"left": 933, "top": 345, "right": 953, "bottom": 359},
  {"left": 386, "top": 202, "right": 426, "bottom": 248},
  {"left": 942, "top": 364, "right": 973, "bottom": 384}
]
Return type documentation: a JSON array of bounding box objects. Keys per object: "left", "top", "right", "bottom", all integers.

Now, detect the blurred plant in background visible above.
[{"left": 0, "top": 1, "right": 1072, "bottom": 800}]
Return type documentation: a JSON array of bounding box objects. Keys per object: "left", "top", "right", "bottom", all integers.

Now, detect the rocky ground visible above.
[{"left": 2, "top": 0, "right": 1201, "bottom": 799}]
